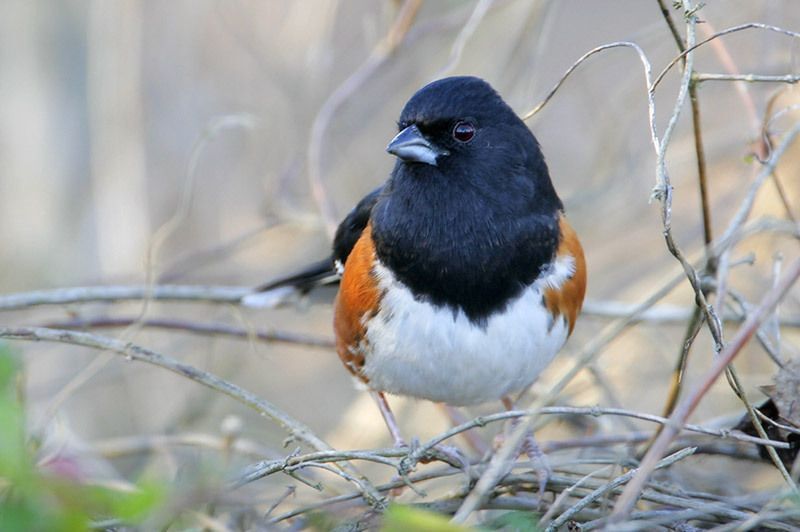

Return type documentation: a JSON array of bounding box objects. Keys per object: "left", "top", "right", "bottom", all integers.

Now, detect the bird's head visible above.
[
  {"left": 387, "top": 76, "right": 534, "bottom": 168},
  {"left": 386, "top": 76, "right": 559, "bottom": 213}
]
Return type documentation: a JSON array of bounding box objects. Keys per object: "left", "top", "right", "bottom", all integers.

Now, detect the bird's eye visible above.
[{"left": 452, "top": 121, "right": 475, "bottom": 142}]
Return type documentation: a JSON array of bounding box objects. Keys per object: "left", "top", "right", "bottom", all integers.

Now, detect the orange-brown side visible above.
[
  {"left": 333, "top": 224, "right": 382, "bottom": 381},
  {"left": 544, "top": 215, "right": 587, "bottom": 335}
]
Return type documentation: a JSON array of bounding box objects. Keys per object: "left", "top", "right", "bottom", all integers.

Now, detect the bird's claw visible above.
[{"left": 399, "top": 438, "right": 469, "bottom": 475}]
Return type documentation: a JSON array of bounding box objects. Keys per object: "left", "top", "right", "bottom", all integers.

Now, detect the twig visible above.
[
  {"left": 655, "top": 0, "right": 713, "bottom": 248},
  {"left": 696, "top": 20, "right": 761, "bottom": 134},
  {"left": 234, "top": 404, "right": 791, "bottom": 490},
  {"left": 0, "top": 326, "right": 385, "bottom": 507},
  {"left": 93, "top": 432, "right": 275, "bottom": 460},
  {"left": 521, "top": 41, "right": 654, "bottom": 123},
  {"left": 652, "top": 22, "right": 800, "bottom": 90},
  {"left": 433, "top": 0, "right": 493, "bottom": 79},
  {"left": 268, "top": 455, "right": 782, "bottom": 526},
  {"left": 724, "top": 362, "right": 797, "bottom": 490},
  {"left": 583, "top": 301, "right": 800, "bottom": 327},
  {"left": 714, "top": 504, "right": 800, "bottom": 532},
  {"left": 755, "top": 408, "right": 800, "bottom": 436},
  {"left": 718, "top": 122, "right": 800, "bottom": 248},
  {"left": 762, "top": 98, "right": 800, "bottom": 223},
  {"left": 233, "top": 448, "right": 404, "bottom": 488},
  {"left": 307, "top": 0, "right": 422, "bottom": 236},
  {"left": 693, "top": 73, "right": 800, "bottom": 84},
  {"left": 546, "top": 447, "right": 697, "bottom": 532},
  {"left": 0, "top": 327, "right": 328, "bottom": 449},
  {"left": 612, "top": 256, "right": 800, "bottom": 519},
  {"left": 268, "top": 466, "right": 462, "bottom": 524},
  {"left": 540, "top": 466, "right": 612, "bottom": 525},
  {"left": 41, "top": 316, "right": 334, "bottom": 349},
  {"left": 649, "top": 1, "right": 727, "bottom": 364},
  {"left": 726, "top": 290, "right": 786, "bottom": 368},
  {"left": 657, "top": 306, "right": 704, "bottom": 437},
  {"left": 0, "top": 285, "right": 248, "bottom": 311},
  {"left": 439, "top": 407, "right": 790, "bottom": 452}
]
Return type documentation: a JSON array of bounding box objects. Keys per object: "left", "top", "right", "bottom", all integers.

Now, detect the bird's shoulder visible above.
[
  {"left": 332, "top": 186, "right": 383, "bottom": 272},
  {"left": 542, "top": 215, "right": 586, "bottom": 335}
]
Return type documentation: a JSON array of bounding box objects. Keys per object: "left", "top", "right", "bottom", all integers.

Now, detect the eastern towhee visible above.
[{"left": 244, "top": 76, "right": 586, "bottom": 450}]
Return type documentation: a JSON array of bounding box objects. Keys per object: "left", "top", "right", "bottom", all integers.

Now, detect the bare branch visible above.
[
  {"left": 546, "top": 447, "right": 697, "bottom": 532},
  {"left": 307, "top": 0, "right": 423, "bottom": 236},
  {"left": 521, "top": 41, "right": 655, "bottom": 141},
  {"left": 41, "top": 315, "right": 334, "bottom": 349},
  {"left": 0, "top": 285, "right": 248, "bottom": 311},
  {"left": 0, "top": 326, "right": 385, "bottom": 507},
  {"left": 693, "top": 73, "right": 800, "bottom": 84},
  {"left": 652, "top": 22, "right": 800, "bottom": 90},
  {"left": 0, "top": 327, "right": 327, "bottom": 449},
  {"left": 612, "top": 256, "right": 800, "bottom": 518},
  {"left": 434, "top": 0, "right": 493, "bottom": 78}
]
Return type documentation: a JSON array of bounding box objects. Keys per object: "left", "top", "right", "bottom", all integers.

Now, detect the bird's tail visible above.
[{"left": 241, "top": 257, "right": 339, "bottom": 308}]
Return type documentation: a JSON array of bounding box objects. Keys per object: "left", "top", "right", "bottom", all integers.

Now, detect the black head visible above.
[
  {"left": 385, "top": 76, "right": 561, "bottom": 211},
  {"left": 374, "top": 76, "right": 564, "bottom": 323},
  {"left": 392, "top": 76, "right": 520, "bottom": 155}
]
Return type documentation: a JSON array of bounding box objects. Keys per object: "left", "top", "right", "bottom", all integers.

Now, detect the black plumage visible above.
[{"left": 249, "top": 76, "right": 565, "bottom": 323}]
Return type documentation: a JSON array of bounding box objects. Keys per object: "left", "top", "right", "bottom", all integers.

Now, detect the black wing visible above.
[
  {"left": 332, "top": 186, "right": 383, "bottom": 268},
  {"left": 243, "top": 186, "right": 382, "bottom": 305}
]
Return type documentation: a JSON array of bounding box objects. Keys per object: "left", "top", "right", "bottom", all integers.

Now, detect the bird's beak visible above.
[{"left": 386, "top": 124, "right": 448, "bottom": 166}]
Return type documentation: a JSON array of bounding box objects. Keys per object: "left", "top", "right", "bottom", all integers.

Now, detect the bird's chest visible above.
[{"left": 358, "top": 261, "right": 571, "bottom": 406}]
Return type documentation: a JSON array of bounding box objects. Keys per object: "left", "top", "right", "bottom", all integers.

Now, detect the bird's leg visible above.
[
  {"left": 501, "top": 396, "right": 551, "bottom": 498},
  {"left": 370, "top": 391, "right": 467, "bottom": 471},
  {"left": 370, "top": 390, "right": 406, "bottom": 448},
  {"left": 369, "top": 391, "right": 413, "bottom": 499}
]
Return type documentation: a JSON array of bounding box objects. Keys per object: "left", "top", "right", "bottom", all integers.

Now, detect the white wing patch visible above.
[
  {"left": 360, "top": 256, "right": 574, "bottom": 406},
  {"left": 537, "top": 254, "right": 576, "bottom": 290},
  {"left": 334, "top": 259, "right": 345, "bottom": 275},
  {"left": 241, "top": 286, "right": 297, "bottom": 308}
]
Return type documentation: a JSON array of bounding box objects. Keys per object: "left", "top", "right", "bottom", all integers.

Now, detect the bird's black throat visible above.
[{"left": 370, "top": 166, "right": 562, "bottom": 325}]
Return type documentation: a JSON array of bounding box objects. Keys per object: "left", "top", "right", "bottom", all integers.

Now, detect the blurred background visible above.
[{"left": 1, "top": 0, "right": 799, "bottom": 520}]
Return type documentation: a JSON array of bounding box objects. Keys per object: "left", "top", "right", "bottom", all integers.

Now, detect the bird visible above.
[{"left": 244, "top": 76, "right": 586, "bottom": 459}]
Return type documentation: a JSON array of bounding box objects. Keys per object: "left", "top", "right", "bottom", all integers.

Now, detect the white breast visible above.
[{"left": 359, "top": 257, "right": 575, "bottom": 406}]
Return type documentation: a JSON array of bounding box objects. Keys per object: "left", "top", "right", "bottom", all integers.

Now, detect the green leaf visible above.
[
  {"left": 0, "top": 346, "right": 27, "bottom": 480},
  {"left": 0, "top": 345, "right": 166, "bottom": 527},
  {"left": 0, "top": 345, "right": 18, "bottom": 391},
  {"left": 482, "top": 510, "right": 542, "bottom": 531},
  {"left": 110, "top": 480, "right": 166, "bottom": 522},
  {"left": 381, "top": 505, "right": 474, "bottom": 532}
]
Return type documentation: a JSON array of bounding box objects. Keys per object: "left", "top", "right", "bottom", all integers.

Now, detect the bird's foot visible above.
[
  {"left": 499, "top": 396, "right": 551, "bottom": 501},
  {"left": 422, "top": 442, "right": 469, "bottom": 470},
  {"left": 491, "top": 428, "right": 550, "bottom": 505},
  {"left": 399, "top": 438, "right": 469, "bottom": 475},
  {"left": 390, "top": 439, "right": 468, "bottom": 499},
  {"left": 521, "top": 431, "right": 551, "bottom": 500}
]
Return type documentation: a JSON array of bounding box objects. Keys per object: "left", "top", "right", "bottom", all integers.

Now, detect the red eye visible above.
[{"left": 452, "top": 121, "right": 475, "bottom": 142}]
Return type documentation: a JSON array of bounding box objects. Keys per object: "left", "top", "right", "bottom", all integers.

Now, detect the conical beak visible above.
[{"left": 386, "top": 124, "right": 448, "bottom": 166}]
